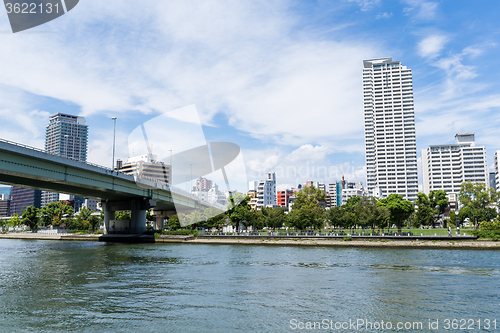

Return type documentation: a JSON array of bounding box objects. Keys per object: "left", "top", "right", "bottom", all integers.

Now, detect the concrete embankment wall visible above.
[{"left": 1, "top": 233, "right": 500, "bottom": 249}]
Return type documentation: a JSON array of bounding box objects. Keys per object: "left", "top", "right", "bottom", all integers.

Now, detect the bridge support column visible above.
[
  {"left": 101, "top": 199, "right": 156, "bottom": 235},
  {"left": 130, "top": 199, "right": 147, "bottom": 234},
  {"left": 102, "top": 201, "right": 115, "bottom": 235},
  {"left": 151, "top": 211, "right": 174, "bottom": 230}
]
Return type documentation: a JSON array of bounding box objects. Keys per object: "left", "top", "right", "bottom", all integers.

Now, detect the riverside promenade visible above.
[{"left": 1, "top": 233, "right": 500, "bottom": 249}]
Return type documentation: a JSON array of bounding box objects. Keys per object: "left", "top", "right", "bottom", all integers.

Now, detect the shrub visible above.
[
  {"left": 148, "top": 229, "right": 194, "bottom": 236},
  {"left": 342, "top": 237, "right": 353, "bottom": 242},
  {"left": 163, "top": 229, "right": 193, "bottom": 235}
]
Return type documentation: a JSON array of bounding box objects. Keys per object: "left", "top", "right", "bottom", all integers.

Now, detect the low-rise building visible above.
[
  {"left": 277, "top": 189, "right": 293, "bottom": 208},
  {"left": 326, "top": 182, "right": 342, "bottom": 207},
  {"left": 248, "top": 172, "right": 276, "bottom": 209},
  {"left": 118, "top": 155, "right": 172, "bottom": 185},
  {"left": 342, "top": 182, "right": 366, "bottom": 205}
]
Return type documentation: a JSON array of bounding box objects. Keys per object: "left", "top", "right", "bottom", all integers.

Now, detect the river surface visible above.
[{"left": 0, "top": 239, "right": 499, "bottom": 332}]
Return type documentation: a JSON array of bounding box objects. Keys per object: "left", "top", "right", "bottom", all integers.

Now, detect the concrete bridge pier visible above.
[
  {"left": 102, "top": 199, "right": 157, "bottom": 235},
  {"left": 151, "top": 210, "right": 176, "bottom": 230}
]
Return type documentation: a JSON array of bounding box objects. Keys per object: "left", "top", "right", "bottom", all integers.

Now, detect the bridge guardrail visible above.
[
  {"left": 0, "top": 137, "right": 114, "bottom": 172},
  {"left": 1, "top": 137, "right": 226, "bottom": 211}
]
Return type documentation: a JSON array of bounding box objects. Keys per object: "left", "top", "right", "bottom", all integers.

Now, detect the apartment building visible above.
[
  {"left": 422, "top": 133, "right": 488, "bottom": 198},
  {"left": 363, "top": 57, "right": 418, "bottom": 201}
]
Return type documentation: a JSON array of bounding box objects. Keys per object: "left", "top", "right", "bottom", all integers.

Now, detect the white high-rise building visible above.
[
  {"left": 422, "top": 133, "right": 488, "bottom": 199},
  {"left": 363, "top": 57, "right": 418, "bottom": 201},
  {"left": 248, "top": 172, "right": 276, "bottom": 209}
]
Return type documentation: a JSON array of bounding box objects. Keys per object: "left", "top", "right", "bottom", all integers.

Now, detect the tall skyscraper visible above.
[
  {"left": 363, "top": 57, "right": 418, "bottom": 201},
  {"left": 422, "top": 133, "right": 487, "bottom": 202},
  {"left": 42, "top": 113, "right": 89, "bottom": 207}
]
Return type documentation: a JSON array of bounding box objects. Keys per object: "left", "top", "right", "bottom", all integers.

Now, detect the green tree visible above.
[
  {"left": 261, "top": 207, "right": 287, "bottom": 230},
  {"left": 459, "top": 181, "right": 498, "bottom": 225},
  {"left": 287, "top": 205, "right": 324, "bottom": 230},
  {"left": 377, "top": 194, "right": 414, "bottom": 235},
  {"left": 429, "top": 190, "right": 449, "bottom": 226},
  {"left": 167, "top": 215, "right": 181, "bottom": 230},
  {"left": 40, "top": 201, "right": 74, "bottom": 227},
  {"left": 458, "top": 207, "right": 469, "bottom": 227},
  {"left": 8, "top": 213, "right": 22, "bottom": 229},
  {"left": 226, "top": 195, "right": 256, "bottom": 232},
  {"left": 288, "top": 186, "right": 325, "bottom": 230},
  {"left": 344, "top": 196, "right": 362, "bottom": 228},
  {"left": 325, "top": 206, "right": 349, "bottom": 229},
  {"left": 357, "top": 197, "right": 390, "bottom": 231},
  {"left": 448, "top": 210, "right": 457, "bottom": 228},
  {"left": 115, "top": 211, "right": 131, "bottom": 220},
  {"left": 227, "top": 192, "right": 247, "bottom": 209},
  {"left": 22, "top": 206, "right": 40, "bottom": 232},
  {"left": 73, "top": 206, "right": 95, "bottom": 231},
  {"left": 292, "top": 186, "right": 326, "bottom": 210},
  {"left": 205, "top": 212, "right": 226, "bottom": 230},
  {"left": 415, "top": 192, "right": 434, "bottom": 228},
  {"left": 0, "top": 218, "right": 7, "bottom": 232}
]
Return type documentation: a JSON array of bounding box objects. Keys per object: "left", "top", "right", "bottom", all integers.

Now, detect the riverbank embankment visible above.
[{"left": 1, "top": 233, "right": 500, "bottom": 249}]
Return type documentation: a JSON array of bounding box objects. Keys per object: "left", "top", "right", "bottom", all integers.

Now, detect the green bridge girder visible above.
[{"left": 0, "top": 139, "right": 200, "bottom": 212}]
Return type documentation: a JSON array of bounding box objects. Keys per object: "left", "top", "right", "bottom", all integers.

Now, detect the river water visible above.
[{"left": 0, "top": 239, "right": 499, "bottom": 332}]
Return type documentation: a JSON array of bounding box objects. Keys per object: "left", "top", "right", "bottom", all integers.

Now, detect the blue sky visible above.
[{"left": 1, "top": 0, "right": 500, "bottom": 192}]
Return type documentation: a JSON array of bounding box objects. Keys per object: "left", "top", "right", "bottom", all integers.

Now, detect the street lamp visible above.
[{"left": 111, "top": 117, "right": 117, "bottom": 170}]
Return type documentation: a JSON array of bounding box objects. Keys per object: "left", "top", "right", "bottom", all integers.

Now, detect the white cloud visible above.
[
  {"left": 243, "top": 144, "right": 365, "bottom": 190},
  {"left": 348, "top": 0, "right": 381, "bottom": 11},
  {"left": 288, "top": 144, "right": 333, "bottom": 162},
  {"left": 376, "top": 12, "right": 393, "bottom": 19},
  {"left": 403, "top": 1, "right": 439, "bottom": 20},
  {"left": 0, "top": 0, "right": 381, "bottom": 154},
  {"left": 417, "top": 34, "right": 448, "bottom": 58}
]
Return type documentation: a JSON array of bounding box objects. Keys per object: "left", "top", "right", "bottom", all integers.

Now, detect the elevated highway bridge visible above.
[{"left": 0, "top": 138, "right": 216, "bottom": 234}]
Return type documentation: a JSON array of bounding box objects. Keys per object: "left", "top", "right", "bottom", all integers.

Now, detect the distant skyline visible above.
[{"left": 1, "top": 0, "right": 500, "bottom": 192}]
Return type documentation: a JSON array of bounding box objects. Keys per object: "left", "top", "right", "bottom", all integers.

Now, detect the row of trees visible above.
[
  {"left": 174, "top": 181, "right": 500, "bottom": 234},
  {"left": 175, "top": 187, "right": 411, "bottom": 233},
  {"left": 2, "top": 202, "right": 102, "bottom": 232},
  {"left": 4, "top": 181, "right": 497, "bottom": 234}
]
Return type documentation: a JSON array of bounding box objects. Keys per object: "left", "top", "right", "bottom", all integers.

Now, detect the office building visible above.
[
  {"left": 42, "top": 113, "right": 89, "bottom": 207},
  {"left": 363, "top": 57, "right": 418, "bottom": 201},
  {"left": 82, "top": 198, "right": 101, "bottom": 211},
  {"left": 0, "top": 194, "right": 10, "bottom": 217},
  {"left": 422, "top": 133, "right": 488, "bottom": 197},
  {"left": 9, "top": 187, "right": 42, "bottom": 216}
]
